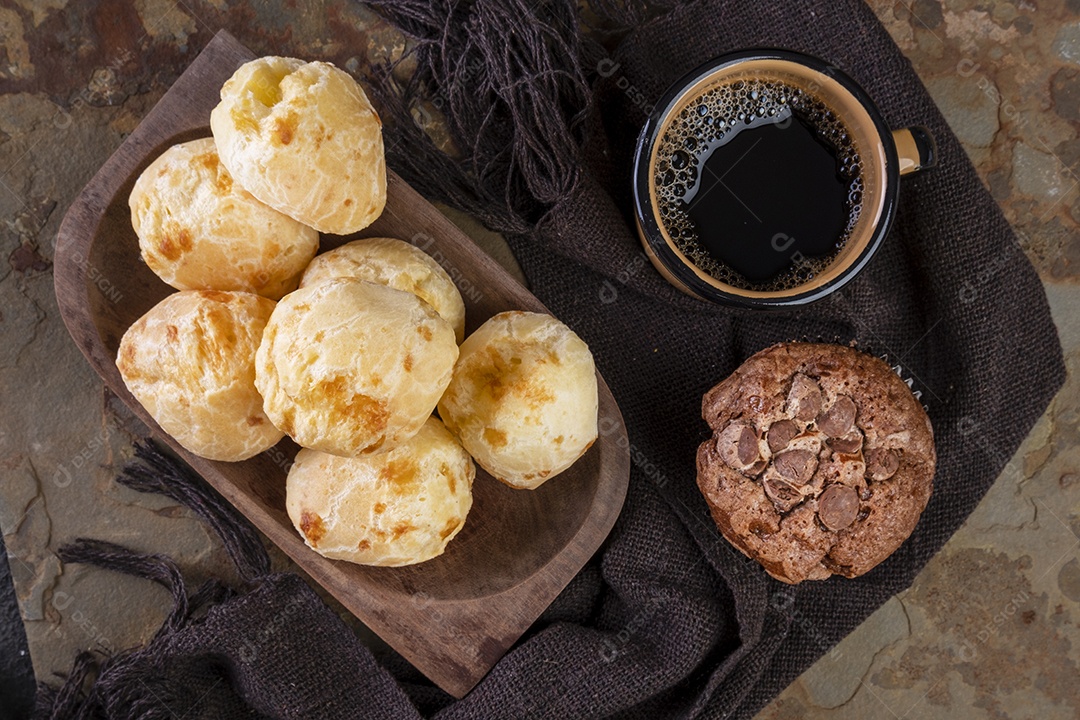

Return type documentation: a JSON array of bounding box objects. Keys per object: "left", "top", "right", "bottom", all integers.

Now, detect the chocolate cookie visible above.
[{"left": 696, "top": 343, "right": 935, "bottom": 584}]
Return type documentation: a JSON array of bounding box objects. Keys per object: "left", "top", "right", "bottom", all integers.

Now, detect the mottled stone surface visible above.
[{"left": 0, "top": 0, "right": 1075, "bottom": 717}]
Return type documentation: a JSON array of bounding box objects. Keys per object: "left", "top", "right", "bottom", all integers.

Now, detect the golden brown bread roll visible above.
[
  {"left": 116, "top": 290, "right": 284, "bottom": 461},
  {"left": 299, "top": 237, "right": 466, "bottom": 343},
  {"left": 437, "top": 311, "right": 598, "bottom": 489},
  {"left": 210, "top": 56, "right": 385, "bottom": 234},
  {"left": 286, "top": 416, "right": 474, "bottom": 566},
  {"left": 255, "top": 278, "right": 458, "bottom": 457},
  {"left": 128, "top": 138, "right": 319, "bottom": 300}
]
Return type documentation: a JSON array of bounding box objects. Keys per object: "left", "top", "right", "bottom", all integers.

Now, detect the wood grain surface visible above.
[{"left": 53, "top": 30, "right": 630, "bottom": 699}]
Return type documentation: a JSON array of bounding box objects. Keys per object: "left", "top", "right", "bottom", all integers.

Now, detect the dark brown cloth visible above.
[{"left": 39, "top": 1, "right": 1064, "bottom": 718}]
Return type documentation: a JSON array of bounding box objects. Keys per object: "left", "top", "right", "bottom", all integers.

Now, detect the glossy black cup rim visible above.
[{"left": 632, "top": 48, "right": 901, "bottom": 309}]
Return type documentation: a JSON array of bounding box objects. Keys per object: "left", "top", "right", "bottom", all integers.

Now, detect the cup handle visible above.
[{"left": 892, "top": 127, "right": 937, "bottom": 176}]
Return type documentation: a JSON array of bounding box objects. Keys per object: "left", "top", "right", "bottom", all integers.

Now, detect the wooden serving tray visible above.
[{"left": 53, "top": 30, "right": 629, "bottom": 698}]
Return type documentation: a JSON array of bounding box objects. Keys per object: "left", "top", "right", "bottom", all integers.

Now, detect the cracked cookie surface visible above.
[{"left": 696, "top": 343, "right": 936, "bottom": 584}]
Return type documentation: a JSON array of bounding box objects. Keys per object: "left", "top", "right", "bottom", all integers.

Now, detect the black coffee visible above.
[{"left": 654, "top": 78, "right": 864, "bottom": 291}]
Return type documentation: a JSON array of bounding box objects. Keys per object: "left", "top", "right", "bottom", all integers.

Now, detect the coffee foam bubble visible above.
[{"left": 654, "top": 77, "right": 864, "bottom": 292}]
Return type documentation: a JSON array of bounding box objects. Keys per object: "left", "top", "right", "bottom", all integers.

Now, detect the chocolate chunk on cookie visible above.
[
  {"left": 827, "top": 430, "right": 864, "bottom": 455},
  {"left": 817, "top": 395, "right": 856, "bottom": 437},
  {"left": 697, "top": 343, "right": 936, "bottom": 584},
  {"left": 767, "top": 419, "right": 799, "bottom": 452},
  {"left": 773, "top": 449, "right": 817, "bottom": 486},
  {"left": 865, "top": 447, "right": 900, "bottom": 481},
  {"left": 818, "top": 484, "right": 860, "bottom": 531},
  {"left": 763, "top": 470, "right": 803, "bottom": 512},
  {"left": 786, "top": 373, "right": 822, "bottom": 422},
  {"left": 716, "top": 422, "right": 763, "bottom": 476}
]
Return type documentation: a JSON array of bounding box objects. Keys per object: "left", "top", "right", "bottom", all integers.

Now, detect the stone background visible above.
[{"left": 0, "top": 1, "right": 1077, "bottom": 718}]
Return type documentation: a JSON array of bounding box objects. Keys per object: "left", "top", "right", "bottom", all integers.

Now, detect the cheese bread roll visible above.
[
  {"left": 300, "top": 237, "right": 465, "bottom": 343},
  {"left": 286, "top": 417, "right": 474, "bottom": 566},
  {"left": 256, "top": 278, "right": 458, "bottom": 457},
  {"left": 211, "top": 56, "right": 385, "bottom": 234},
  {"left": 117, "top": 290, "right": 283, "bottom": 461},
  {"left": 438, "top": 311, "right": 598, "bottom": 489},
  {"left": 129, "top": 138, "right": 318, "bottom": 300}
]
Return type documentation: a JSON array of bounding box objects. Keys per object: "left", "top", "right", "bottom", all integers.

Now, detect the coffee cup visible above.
[{"left": 632, "top": 49, "right": 935, "bottom": 309}]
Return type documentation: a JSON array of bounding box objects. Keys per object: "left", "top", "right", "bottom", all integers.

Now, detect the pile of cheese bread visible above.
[{"left": 117, "top": 57, "right": 598, "bottom": 567}]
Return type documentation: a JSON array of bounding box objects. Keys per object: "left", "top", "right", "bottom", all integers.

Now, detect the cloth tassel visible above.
[
  {"left": 364, "top": 0, "right": 593, "bottom": 236},
  {"left": 34, "top": 443, "right": 254, "bottom": 718},
  {"left": 117, "top": 443, "right": 270, "bottom": 582}
]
